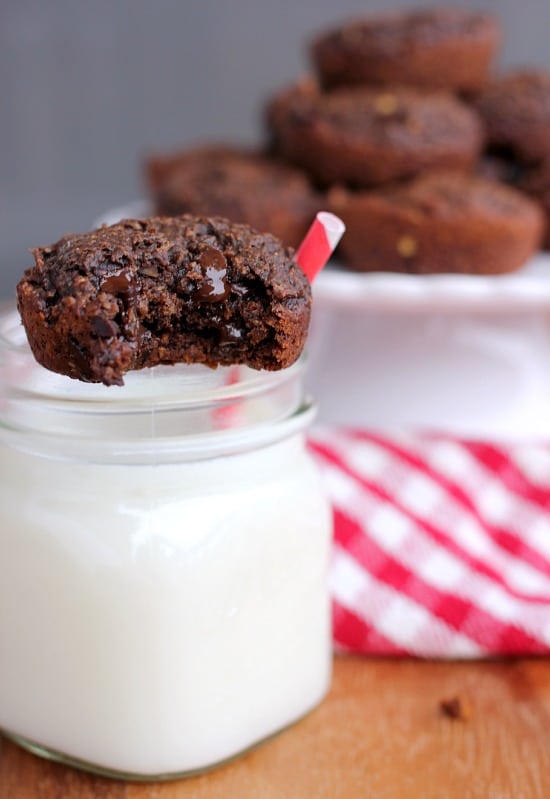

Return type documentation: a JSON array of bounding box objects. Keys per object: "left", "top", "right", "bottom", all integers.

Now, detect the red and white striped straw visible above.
[
  {"left": 295, "top": 211, "right": 345, "bottom": 283},
  {"left": 216, "top": 211, "right": 344, "bottom": 426}
]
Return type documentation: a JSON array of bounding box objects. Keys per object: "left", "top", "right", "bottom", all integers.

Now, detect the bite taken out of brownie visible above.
[{"left": 16, "top": 216, "right": 312, "bottom": 387}]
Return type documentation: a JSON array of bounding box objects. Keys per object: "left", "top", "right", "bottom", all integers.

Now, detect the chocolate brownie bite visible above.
[
  {"left": 518, "top": 159, "right": 550, "bottom": 249},
  {"left": 145, "top": 146, "right": 320, "bottom": 249},
  {"left": 474, "top": 71, "right": 550, "bottom": 163},
  {"left": 311, "top": 8, "right": 500, "bottom": 93},
  {"left": 329, "top": 172, "right": 544, "bottom": 274},
  {"left": 267, "top": 82, "right": 484, "bottom": 188},
  {"left": 17, "top": 216, "right": 312, "bottom": 386}
]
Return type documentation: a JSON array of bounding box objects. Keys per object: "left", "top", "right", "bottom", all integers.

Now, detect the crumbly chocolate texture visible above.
[
  {"left": 329, "top": 172, "right": 544, "bottom": 274},
  {"left": 17, "top": 216, "right": 311, "bottom": 386},
  {"left": 518, "top": 159, "right": 550, "bottom": 249},
  {"left": 474, "top": 71, "right": 550, "bottom": 163},
  {"left": 267, "top": 82, "right": 484, "bottom": 188},
  {"left": 311, "top": 8, "right": 500, "bottom": 92},
  {"left": 146, "top": 146, "right": 321, "bottom": 249}
]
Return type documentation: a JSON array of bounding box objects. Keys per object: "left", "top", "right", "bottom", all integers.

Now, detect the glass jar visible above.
[{"left": 0, "top": 306, "right": 332, "bottom": 780}]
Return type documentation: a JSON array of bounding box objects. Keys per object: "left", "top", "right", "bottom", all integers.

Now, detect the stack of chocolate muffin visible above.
[{"left": 146, "top": 7, "right": 550, "bottom": 275}]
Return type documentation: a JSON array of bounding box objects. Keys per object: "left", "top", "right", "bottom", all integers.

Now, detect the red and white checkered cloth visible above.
[{"left": 308, "top": 428, "right": 550, "bottom": 658}]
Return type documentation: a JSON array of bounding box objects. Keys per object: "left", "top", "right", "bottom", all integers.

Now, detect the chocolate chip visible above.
[
  {"left": 101, "top": 271, "right": 139, "bottom": 300},
  {"left": 101, "top": 273, "right": 128, "bottom": 293},
  {"left": 231, "top": 283, "right": 249, "bottom": 298},
  {"left": 219, "top": 324, "right": 243, "bottom": 346},
  {"left": 199, "top": 246, "right": 227, "bottom": 272},
  {"left": 91, "top": 316, "right": 119, "bottom": 338},
  {"left": 194, "top": 247, "right": 230, "bottom": 302}
]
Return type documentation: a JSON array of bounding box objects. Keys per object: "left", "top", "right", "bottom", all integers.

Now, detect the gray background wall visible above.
[{"left": 1, "top": 0, "right": 549, "bottom": 299}]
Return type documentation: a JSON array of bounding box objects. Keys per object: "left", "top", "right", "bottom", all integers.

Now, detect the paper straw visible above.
[
  {"left": 295, "top": 212, "right": 345, "bottom": 283},
  {"left": 214, "top": 215, "right": 344, "bottom": 427},
  {"left": 213, "top": 365, "right": 242, "bottom": 429}
]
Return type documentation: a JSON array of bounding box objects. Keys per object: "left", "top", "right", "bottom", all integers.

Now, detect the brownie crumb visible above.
[
  {"left": 439, "top": 697, "right": 471, "bottom": 721},
  {"left": 16, "top": 216, "right": 312, "bottom": 386}
]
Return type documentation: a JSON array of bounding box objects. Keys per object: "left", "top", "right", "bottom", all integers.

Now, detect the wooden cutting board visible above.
[{"left": 1, "top": 656, "right": 550, "bottom": 799}]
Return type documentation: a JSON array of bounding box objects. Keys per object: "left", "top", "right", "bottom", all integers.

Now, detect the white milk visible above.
[
  {"left": 0, "top": 436, "right": 331, "bottom": 777},
  {"left": 0, "top": 308, "right": 332, "bottom": 778}
]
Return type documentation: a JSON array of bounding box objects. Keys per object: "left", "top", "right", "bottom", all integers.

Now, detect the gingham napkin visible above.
[{"left": 308, "top": 428, "right": 550, "bottom": 657}]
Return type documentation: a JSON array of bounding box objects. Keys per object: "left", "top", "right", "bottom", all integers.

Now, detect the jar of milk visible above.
[{"left": 0, "top": 306, "right": 332, "bottom": 780}]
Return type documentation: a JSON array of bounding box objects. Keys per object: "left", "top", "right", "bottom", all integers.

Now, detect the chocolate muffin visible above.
[
  {"left": 518, "top": 159, "right": 550, "bottom": 249},
  {"left": 311, "top": 8, "right": 500, "bottom": 92},
  {"left": 329, "top": 172, "right": 544, "bottom": 274},
  {"left": 17, "top": 216, "right": 312, "bottom": 386},
  {"left": 145, "top": 146, "right": 320, "bottom": 248},
  {"left": 474, "top": 71, "right": 550, "bottom": 163},
  {"left": 267, "top": 82, "right": 484, "bottom": 188}
]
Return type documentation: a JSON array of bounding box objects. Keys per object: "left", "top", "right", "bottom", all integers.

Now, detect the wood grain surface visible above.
[{"left": 2, "top": 656, "right": 550, "bottom": 799}]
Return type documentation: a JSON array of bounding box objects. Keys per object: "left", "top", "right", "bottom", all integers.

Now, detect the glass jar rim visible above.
[
  {"left": 0, "top": 306, "right": 305, "bottom": 409},
  {"left": 0, "top": 306, "right": 314, "bottom": 463}
]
